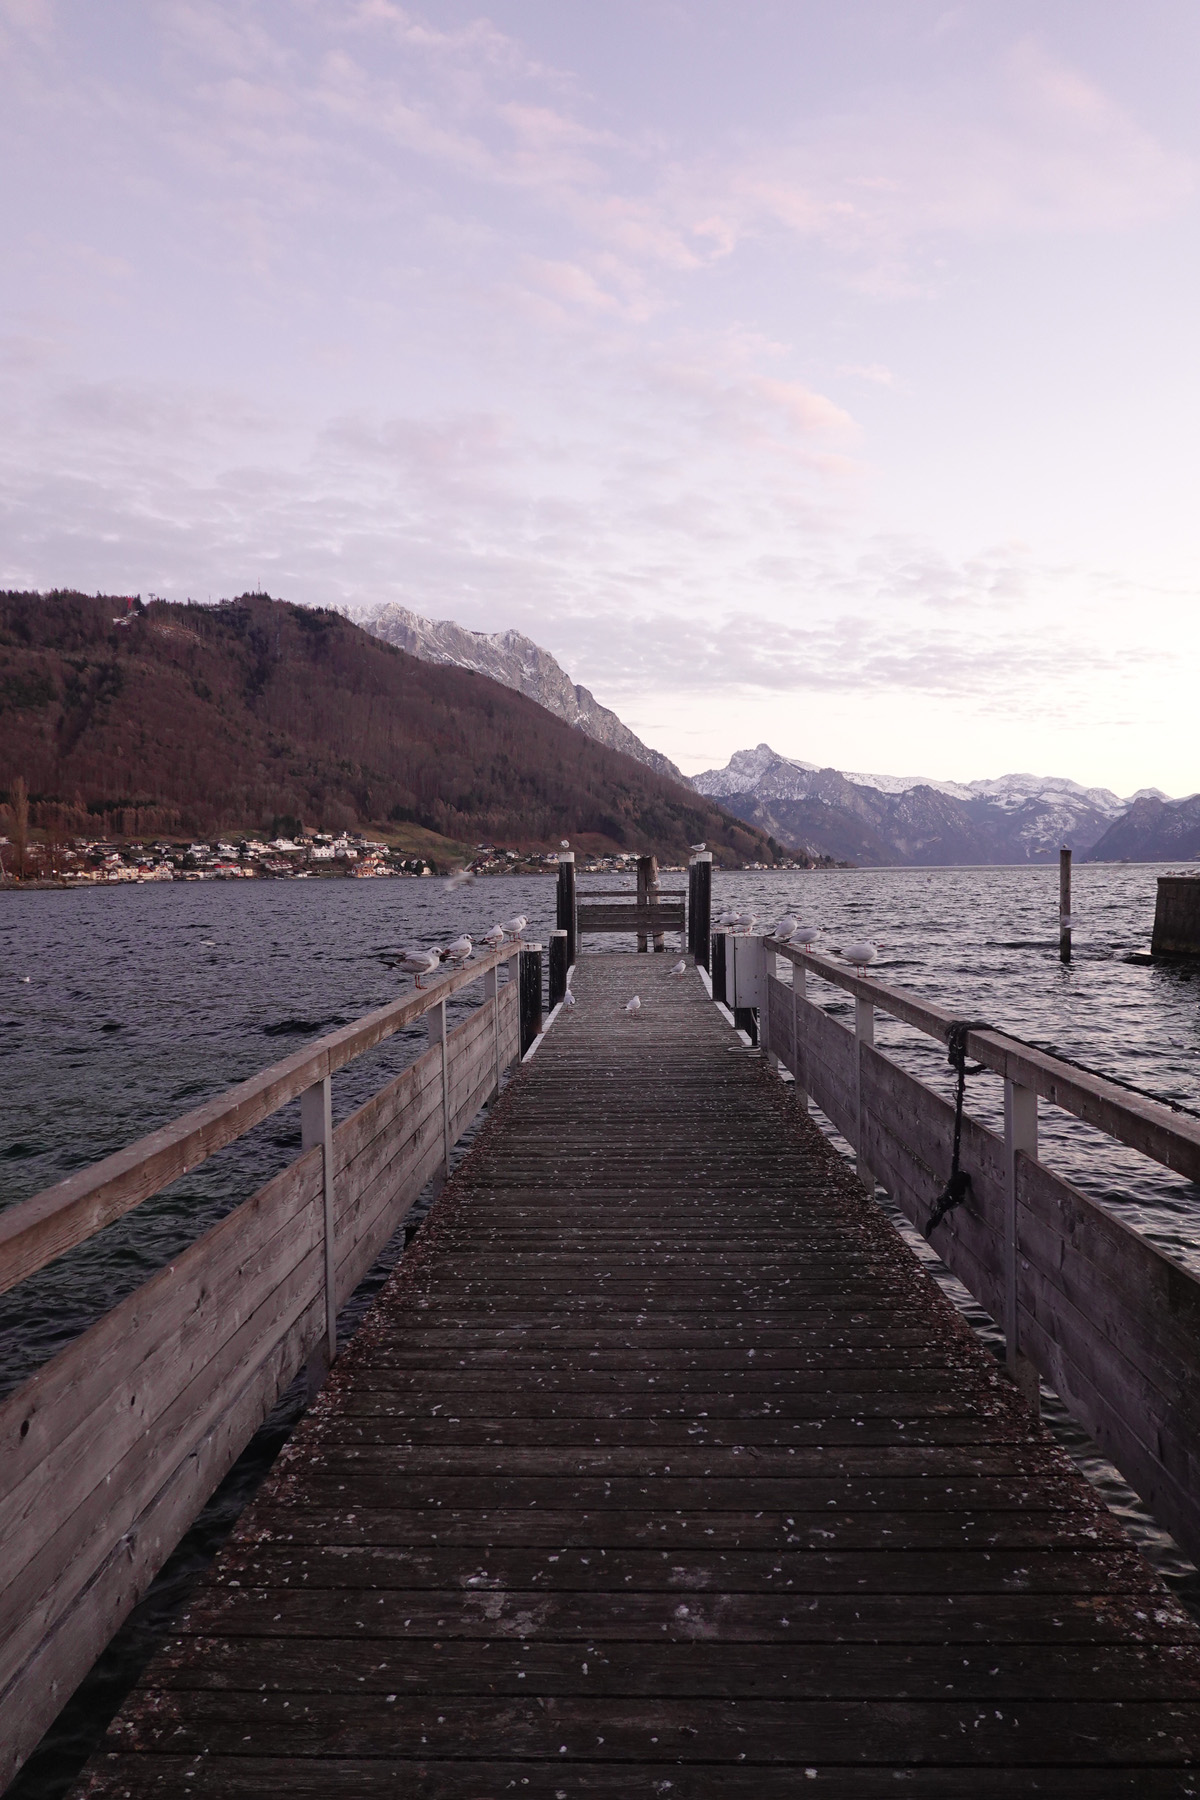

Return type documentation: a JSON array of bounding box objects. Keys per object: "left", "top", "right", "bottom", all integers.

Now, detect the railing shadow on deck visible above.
[
  {"left": 721, "top": 931, "right": 1200, "bottom": 1581},
  {"left": 0, "top": 944, "right": 524, "bottom": 1790}
]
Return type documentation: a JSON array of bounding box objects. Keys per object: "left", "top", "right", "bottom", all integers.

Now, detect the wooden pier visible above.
[{"left": 57, "top": 957, "right": 1200, "bottom": 1795}]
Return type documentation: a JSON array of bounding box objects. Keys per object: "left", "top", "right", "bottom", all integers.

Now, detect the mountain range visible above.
[
  {"left": 357, "top": 603, "right": 684, "bottom": 783},
  {"left": 693, "top": 743, "right": 1193, "bottom": 866},
  {"left": 0, "top": 592, "right": 769, "bottom": 865}
]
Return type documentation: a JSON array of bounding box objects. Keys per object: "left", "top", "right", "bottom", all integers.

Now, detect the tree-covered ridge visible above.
[{"left": 0, "top": 591, "right": 772, "bottom": 863}]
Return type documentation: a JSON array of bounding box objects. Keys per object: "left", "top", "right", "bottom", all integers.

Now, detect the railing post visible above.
[
  {"left": 556, "top": 852, "right": 576, "bottom": 966},
  {"left": 519, "top": 943, "right": 543, "bottom": 1056},
  {"left": 692, "top": 852, "right": 712, "bottom": 970},
  {"left": 428, "top": 998, "right": 451, "bottom": 1178},
  {"left": 636, "top": 854, "right": 654, "bottom": 952},
  {"left": 301, "top": 1073, "right": 336, "bottom": 1395},
  {"left": 792, "top": 959, "right": 808, "bottom": 1108},
  {"left": 548, "top": 929, "right": 570, "bottom": 1009},
  {"left": 484, "top": 962, "right": 501, "bottom": 1097},
  {"left": 855, "top": 995, "right": 874, "bottom": 1192},
  {"left": 1004, "top": 1077, "right": 1040, "bottom": 1414}
]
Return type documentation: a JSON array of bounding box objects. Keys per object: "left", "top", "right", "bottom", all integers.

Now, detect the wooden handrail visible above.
[
  {"left": 0, "top": 945, "right": 514, "bottom": 1298},
  {"left": 767, "top": 938, "right": 1200, "bottom": 1187}
]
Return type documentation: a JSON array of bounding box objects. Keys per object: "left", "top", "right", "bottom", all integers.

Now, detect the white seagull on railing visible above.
[
  {"left": 843, "top": 940, "right": 877, "bottom": 972},
  {"left": 482, "top": 923, "right": 505, "bottom": 947},
  {"left": 625, "top": 995, "right": 641, "bottom": 1020},
  {"left": 794, "top": 922, "right": 819, "bottom": 947},
  {"left": 772, "top": 915, "right": 798, "bottom": 941},
  {"left": 443, "top": 934, "right": 473, "bottom": 966},
  {"left": 398, "top": 949, "right": 441, "bottom": 988},
  {"left": 500, "top": 914, "right": 528, "bottom": 940}
]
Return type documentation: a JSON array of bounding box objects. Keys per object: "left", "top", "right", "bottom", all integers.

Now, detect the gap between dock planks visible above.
[{"left": 74, "top": 956, "right": 1200, "bottom": 1797}]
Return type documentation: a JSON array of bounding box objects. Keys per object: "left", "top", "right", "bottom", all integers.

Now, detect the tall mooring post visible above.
[
  {"left": 1059, "top": 846, "right": 1072, "bottom": 964},
  {"left": 518, "top": 943, "right": 543, "bottom": 1057},
  {"left": 688, "top": 851, "right": 712, "bottom": 970},
  {"left": 636, "top": 854, "right": 661, "bottom": 952},
  {"left": 555, "top": 851, "right": 576, "bottom": 966}
]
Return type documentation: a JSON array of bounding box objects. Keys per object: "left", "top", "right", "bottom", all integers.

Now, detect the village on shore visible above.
[{"left": 0, "top": 831, "right": 760, "bottom": 887}]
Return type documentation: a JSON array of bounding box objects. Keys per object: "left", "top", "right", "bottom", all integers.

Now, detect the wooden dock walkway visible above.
[{"left": 75, "top": 956, "right": 1200, "bottom": 1795}]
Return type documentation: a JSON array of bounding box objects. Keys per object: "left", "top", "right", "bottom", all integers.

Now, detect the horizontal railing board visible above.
[
  {"left": 0, "top": 946, "right": 514, "bottom": 1298},
  {"left": 768, "top": 958, "right": 1200, "bottom": 1571},
  {"left": 0, "top": 973, "right": 521, "bottom": 1787},
  {"left": 769, "top": 941, "right": 1200, "bottom": 1186},
  {"left": 577, "top": 905, "right": 685, "bottom": 930},
  {"left": 0, "top": 1177, "right": 327, "bottom": 1675},
  {"left": 0, "top": 1291, "right": 319, "bottom": 1791}
]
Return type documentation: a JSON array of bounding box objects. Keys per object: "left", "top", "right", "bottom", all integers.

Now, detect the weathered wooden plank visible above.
[
  {"left": 0, "top": 946, "right": 513, "bottom": 1296},
  {"left": 72, "top": 1757, "right": 1200, "bottom": 1798}
]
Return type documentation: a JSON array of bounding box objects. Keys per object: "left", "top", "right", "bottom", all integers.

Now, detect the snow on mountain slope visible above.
[
  {"left": 356, "top": 604, "right": 685, "bottom": 784},
  {"left": 692, "top": 743, "right": 1171, "bottom": 865}
]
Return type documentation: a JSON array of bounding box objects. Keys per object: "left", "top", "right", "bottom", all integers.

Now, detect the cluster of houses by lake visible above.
[{"left": 0, "top": 832, "right": 435, "bottom": 885}]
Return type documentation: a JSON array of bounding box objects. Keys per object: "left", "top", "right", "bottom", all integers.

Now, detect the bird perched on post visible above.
[
  {"left": 500, "top": 914, "right": 528, "bottom": 941},
  {"left": 794, "top": 923, "right": 819, "bottom": 947},
  {"left": 398, "top": 949, "right": 440, "bottom": 988},
  {"left": 843, "top": 940, "right": 877, "bottom": 972},
  {"left": 624, "top": 995, "right": 641, "bottom": 1020},
  {"left": 669, "top": 958, "right": 687, "bottom": 977},
  {"left": 560, "top": 839, "right": 570, "bottom": 849},
  {"left": 689, "top": 842, "right": 706, "bottom": 853},
  {"left": 442, "top": 934, "right": 473, "bottom": 966},
  {"left": 773, "top": 915, "right": 798, "bottom": 941},
  {"left": 482, "top": 923, "right": 505, "bottom": 947}
]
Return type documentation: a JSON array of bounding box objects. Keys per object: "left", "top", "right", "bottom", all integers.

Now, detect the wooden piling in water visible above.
[
  {"left": 1151, "top": 873, "right": 1200, "bottom": 957},
  {"left": 1059, "top": 845, "right": 1072, "bottom": 964}
]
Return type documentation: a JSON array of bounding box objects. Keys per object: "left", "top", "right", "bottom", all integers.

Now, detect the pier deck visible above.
[{"left": 77, "top": 957, "right": 1200, "bottom": 1796}]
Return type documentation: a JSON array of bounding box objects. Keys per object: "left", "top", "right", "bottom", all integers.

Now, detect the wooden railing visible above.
[
  {"left": 0, "top": 946, "right": 521, "bottom": 1788},
  {"left": 743, "top": 935, "right": 1200, "bottom": 1571}
]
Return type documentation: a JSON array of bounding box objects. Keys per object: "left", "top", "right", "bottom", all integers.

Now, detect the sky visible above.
[{"left": 1, "top": 1, "right": 1197, "bottom": 794}]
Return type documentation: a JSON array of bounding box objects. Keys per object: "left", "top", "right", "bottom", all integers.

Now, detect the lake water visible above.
[{"left": 3, "top": 863, "right": 1199, "bottom": 1797}]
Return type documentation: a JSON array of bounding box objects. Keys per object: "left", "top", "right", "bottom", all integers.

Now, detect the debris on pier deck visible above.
[{"left": 77, "top": 957, "right": 1200, "bottom": 1796}]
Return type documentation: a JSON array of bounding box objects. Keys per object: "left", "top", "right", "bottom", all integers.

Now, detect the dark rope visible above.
[
  {"left": 1005, "top": 1036, "right": 1200, "bottom": 1123},
  {"left": 925, "top": 1020, "right": 993, "bottom": 1238}
]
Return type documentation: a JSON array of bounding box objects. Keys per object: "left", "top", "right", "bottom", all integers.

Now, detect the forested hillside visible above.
[{"left": 0, "top": 591, "right": 771, "bottom": 863}]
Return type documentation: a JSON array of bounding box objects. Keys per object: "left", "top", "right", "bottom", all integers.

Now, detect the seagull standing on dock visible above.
[
  {"left": 625, "top": 995, "right": 641, "bottom": 1020},
  {"left": 843, "top": 941, "right": 877, "bottom": 972},
  {"left": 669, "top": 959, "right": 687, "bottom": 977},
  {"left": 398, "top": 949, "right": 441, "bottom": 988},
  {"left": 794, "top": 923, "right": 819, "bottom": 947},
  {"left": 443, "top": 934, "right": 473, "bottom": 966},
  {"left": 564, "top": 988, "right": 576, "bottom": 1009},
  {"left": 500, "top": 914, "right": 528, "bottom": 941}
]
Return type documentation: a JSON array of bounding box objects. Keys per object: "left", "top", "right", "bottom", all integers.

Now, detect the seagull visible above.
[
  {"left": 772, "top": 915, "right": 798, "bottom": 941},
  {"left": 689, "top": 842, "right": 706, "bottom": 853},
  {"left": 730, "top": 910, "right": 757, "bottom": 934},
  {"left": 445, "top": 868, "right": 474, "bottom": 891},
  {"left": 482, "top": 923, "right": 505, "bottom": 947},
  {"left": 398, "top": 949, "right": 441, "bottom": 988},
  {"left": 625, "top": 995, "right": 641, "bottom": 1020},
  {"left": 560, "top": 839, "right": 570, "bottom": 849},
  {"left": 563, "top": 988, "right": 576, "bottom": 1008},
  {"left": 843, "top": 940, "right": 877, "bottom": 972},
  {"left": 669, "top": 958, "right": 687, "bottom": 977},
  {"left": 716, "top": 909, "right": 738, "bottom": 928},
  {"left": 17, "top": 975, "right": 31, "bottom": 983},
  {"left": 500, "top": 914, "right": 528, "bottom": 941},
  {"left": 443, "top": 934, "right": 473, "bottom": 966},
  {"left": 794, "top": 922, "right": 819, "bottom": 947}
]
